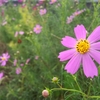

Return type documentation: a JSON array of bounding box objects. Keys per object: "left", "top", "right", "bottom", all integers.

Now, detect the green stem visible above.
[
  {"left": 50, "top": 88, "right": 87, "bottom": 97},
  {"left": 87, "top": 79, "right": 92, "bottom": 96},
  {"left": 56, "top": 82, "right": 62, "bottom": 88},
  {"left": 89, "top": 96, "right": 100, "bottom": 99},
  {"left": 51, "top": 34, "right": 61, "bottom": 40},
  {"left": 51, "top": 88, "right": 100, "bottom": 99},
  {"left": 72, "top": 75, "right": 82, "bottom": 91}
]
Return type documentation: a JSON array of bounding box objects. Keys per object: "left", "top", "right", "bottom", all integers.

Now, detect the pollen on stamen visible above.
[{"left": 76, "top": 39, "right": 90, "bottom": 54}]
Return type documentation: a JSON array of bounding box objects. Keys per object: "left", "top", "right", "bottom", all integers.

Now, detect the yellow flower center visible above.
[
  {"left": 36, "top": 27, "right": 39, "bottom": 31},
  {"left": 1, "top": 57, "right": 6, "bottom": 61},
  {"left": 76, "top": 39, "right": 90, "bottom": 54}
]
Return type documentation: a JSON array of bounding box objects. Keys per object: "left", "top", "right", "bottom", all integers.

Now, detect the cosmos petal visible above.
[
  {"left": 87, "top": 26, "right": 100, "bottom": 43},
  {"left": 1, "top": 61, "right": 6, "bottom": 66},
  {"left": 64, "top": 53, "right": 82, "bottom": 74},
  {"left": 61, "top": 36, "right": 76, "bottom": 48},
  {"left": 74, "top": 24, "right": 87, "bottom": 40},
  {"left": 82, "top": 53, "right": 98, "bottom": 78},
  {"left": 58, "top": 49, "right": 76, "bottom": 61},
  {"left": 90, "top": 42, "right": 100, "bottom": 50},
  {"left": 89, "top": 49, "right": 100, "bottom": 64}
]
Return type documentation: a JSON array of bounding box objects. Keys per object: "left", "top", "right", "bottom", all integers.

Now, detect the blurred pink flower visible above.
[
  {"left": 14, "top": 31, "right": 24, "bottom": 37},
  {"left": 13, "top": 59, "right": 17, "bottom": 66},
  {"left": 2, "top": 21, "right": 7, "bottom": 26},
  {"left": 39, "top": 8, "right": 47, "bottom": 15},
  {"left": 39, "top": 0, "right": 45, "bottom": 1},
  {"left": 55, "top": 3, "right": 61, "bottom": 8},
  {"left": 49, "top": 0, "right": 57, "bottom": 4},
  {"left": 33, "top": 24, "right": 42, "bottom": 34},
  {"left": 15, "top": 31, "right": 19, "bottom": 37},
  {"left": 66, "top": 9, "right": 86, "bottom": 24},
  {"left": 0, "top": 2, "right": 3, "bottom": 6},
  {"left": 35, "top": 56, "right": 39, "bottom": 60},
  {"left": 16, "top": 67, "right": 22, "bottom": 74},
  {"left": 73, "top": 9, "right": 86, "bottom": 16},
  {"left": 38, "top": 0, "right": 45, "bottom": 5},
  {"left": 21, "top": 4, "right": 26, "bottom": 8},
  {"left": 25, "top": 58, "right": 30, "bottom": 64},
  {"left": 0, "top": 52, "right": 10, "bottom": 66},
  {"left": 13, "top": 4, "right": 17, "bottom": 6},
  {"left": 0, "top": 72, "right": 4, "bottom": 80},
  {"left": 66, "top": 15, "right": 74, "bottom": 24},
  {"left": 20, "top": 63, "right": 24, "bottom": 66},
  {"left": 19, "top": 31, "right": 24, "bottom": 35}
]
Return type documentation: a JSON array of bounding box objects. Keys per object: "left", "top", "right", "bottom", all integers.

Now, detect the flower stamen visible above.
[
  {"left": 76, "top": 39, "right": 90, "bottom": 54},
  {"left": 1, "top": 57, "right": 6, "bottom": 61}
]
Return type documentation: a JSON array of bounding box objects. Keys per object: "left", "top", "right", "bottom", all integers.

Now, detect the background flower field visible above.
[{"left": 0, "top": 0, "right": 100, "bottom": 100}]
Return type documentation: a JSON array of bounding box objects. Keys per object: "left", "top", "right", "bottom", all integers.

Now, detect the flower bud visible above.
[
  {"left": 42, "top": 90, "right": 49, "bottom": 97},
  {"left": 52, "top": 77, "right": 59, "bottom": 83}
]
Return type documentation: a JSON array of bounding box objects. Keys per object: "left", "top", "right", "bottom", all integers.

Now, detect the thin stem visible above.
[
  {"left": 51, "top": 34, "right": 61, "bottom": 40},
  {"left": 51, "top": 88, "right": 100, "bottom": 99},
  {"left": 50, "top": 88, "right": 87, "bottom": 97},
  {"left": 56, "top": 82, "right": 62, "bottom": 88},
  {"left": 89, "top": 95, "right": 100, "bottom": 99},
  {"left": 87, "top": 79, "right": 92, "bottom": 96},
  {"left": 72, "top": 75, "right": 82, "bottom": 91}
]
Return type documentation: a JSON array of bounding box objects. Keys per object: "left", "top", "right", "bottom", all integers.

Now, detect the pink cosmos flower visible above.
[
  {"left": 0, "top": 72, "right": 4, "bottom": 80},
  {"left": 33, "top": 24, "right": 42, "bottom": 34},
  {"left": 58, "top": 24, "right": 100, "bottom": 78},
  {"left": 19, "top": 31, "right": 24, "bottom": 35},
  {"left": 0, "top": 53, "right": 10, "bottom": 66},
  {"left": 39, "top": 8, "right": 47, "bottom": 15},
  {"left": 13, "top": 59, "right": 17, "bottom": 66},
  {"left": 49, "top": 0, "right": 57, "bottom": 4},
  {"left": 16, "top": 67, "right": 22, "bottom": 75},
  {"left": 25, "top": 58, "right": 30, "bottom": 64},
  {"left": 14, "top": 31, "right": 24, "bottom": 37}
]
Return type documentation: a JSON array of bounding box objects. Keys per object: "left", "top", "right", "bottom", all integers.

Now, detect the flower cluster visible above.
[
  {"left": 13, "top": 57, "right": 30, "bottom": 75},
  {"left": 66, "top": 9, "right": 86, "bottom": 24}
]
